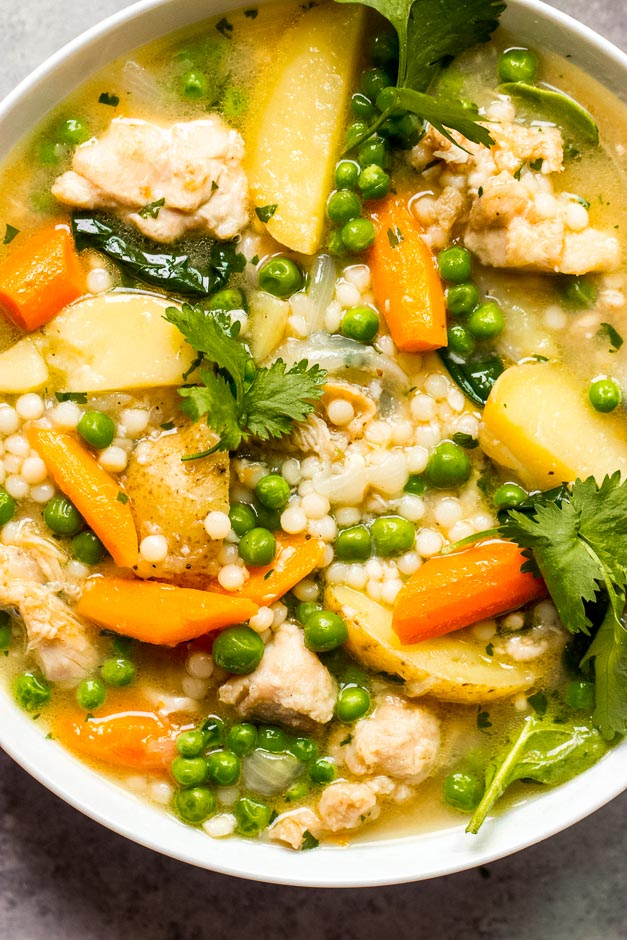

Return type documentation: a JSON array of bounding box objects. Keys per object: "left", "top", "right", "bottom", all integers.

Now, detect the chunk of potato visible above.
[
  {"left": 0, "top": 338, "right": 49, "bottom": 392},
  {"left": 325, "top": 585, "right": 535, "bottom": 703},
  {"left": 248, "top": 290, "right": 290, "bottom": 362},
  {"left": 247, "top": 3, "right": 365, "bottom": 254},
  {"left": 123, "top": 421, "right": 229, "bottom": 584},
  {"left": 480, "top": 361, "right": 627, "bottom": 490},
  {"left": 43, "top": 291, "right": 195, "bottom": 391}
]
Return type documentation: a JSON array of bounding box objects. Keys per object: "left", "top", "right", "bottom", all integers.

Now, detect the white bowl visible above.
[{"left": 0, "top": 0, "right": 626, "bottom": 887}]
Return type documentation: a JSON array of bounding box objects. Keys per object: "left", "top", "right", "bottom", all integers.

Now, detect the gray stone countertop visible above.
[{"left": 0, "top": 1, "right": 625, "bottom": 937}]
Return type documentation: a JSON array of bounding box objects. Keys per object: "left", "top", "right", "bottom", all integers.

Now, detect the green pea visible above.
[
  {"left": 253, "top": 500, "right": 281, "bottom": 532},
  {"left": 296, "top": 602, "right": 322, "bottom": 624},
  {"left": 426, "top": 442, "right": 472, "bottom": 489},
  {"left": 493, "top": 483, "right": 527, "bottom": 510},
  {"left": 326, "top": 190, "right": 362, "bottom": 225},
  {"left": 336, "top": 685, "right": 371, "bottom": 722},
  {"left": 446, "top": 282, "right": 480, "bottom": 317},
  {"left": 43, "top": 495, "right": 83, "bottom": 536},
  {"left": 183, "top": 69, "right": 208, "bottom": 99},
  {"left": 15, "top": 672, "right": 50, "bottom": 711},
  {"left": 557, "top": 275, "right": 598, "bottom": 310},
  {"left": 438, "top": 246, "right": 472, "bottom": 283},
  {"left": 174, "top": 786, "right": 215, "bottom": 824},
  {"left": 257, "top": 725, "right": 290, "bottom": 753},
  {"left": 76, "top": 678, "right": 106, "bottom": 711},
  {"left": 351, "top": 92, "right": 376, "bottom": 120},
  {"left": 235, "top": 796, "right": 273, "bottom": 835},
  {"left": 357, "top": 136, "right": 387, "bottom": 169},
  {"left": 335, "top": 160, "right": 360, "bottom": 190},
  {"left": 171, "top": 756, "right": 208, "bottom": 787},
  {"left": 200, "top": 715, "right": 226, "bottom": 748},
  {"left": 303, "top": 610, "right": 348, "bottom": 652},
  {"left": 206, "top": 749, "right": 241, "bottom": 787},
  {"left": 341, "top": 306, "right": 379, "bottom": 343},
  {"left": 340, "top": 218, "right": 376, "bottom": 253},
  {"left": 289, "top": 737, "right": 318, "bottom": 762},
  {"left": 284, "top": 779, "right": 309, "bottom": 802},
  {"left": 0, "top": 487, "right": 17, "bottom": 526},
  {"left": 567, "top": 680, "right": 595, "bottom": 711},
  {"left": 100, "top": 657, "right": 136, "bottom": 687},
  {"left": 371, "top": 515, "right": 415, "bottom": 557},
  {"left": 258, "top": 257, "right": 303, "bottom": 298},
  {"left": 335, "top": 525, "right": 372, "bottom": 561},
  {"left": 443, "top": 771, "right": 484, "bottom": 812},
  {"left": 212, "top": 625, "right": 264, "bottom": 674},
  {"left": 222, "top": 86, "right": 248, "bottom": 120},
  {"left": 38, "top": 140, "right": 67, "bottom": 166},
  {"left": 229, "top": 503, "right": 257, "bottom": 537},
  {"left": 466, "top": 301, "right": 505, "bottom": 339},
  {"left": 385, "top": 112, "right": 424, "bottom": 149},
  {"left": 361, "top": 67, "right": 393, "bottom": 100},
  {"left": 447, "top": 324, "right": 476, "bottom": 357},
  {"left": 358, "top": 164, "right": 391, "bottom": 201},
  {"left": 226, "top": 722, "right": 258, "bottom": 756},
  {"left": 176, "top": 730, "right": 206, "bottom": 758},
  {"left": 208, "top": 287, "right": 247, "bottom": 313},
  {"left": 71, "top": 530, "right": 106, "bottom": 566},
  {"left": 588, "top": 377, "right": 621, "bottom": 413},
  {"left": 255, "top": 474, "right": 291, "bottom": 511},
  {"left": 370, "top": 31, "right": 399, "bottom": 67},
  {"left": 57, "top": 117, "right": 90, "bottom": 145},
  {"left": 345, "top": 121, "right": 369, "bottom": 151},
  {"left": 238, "top": 527, "right": 276, "bottom": 567},
  {"left": 498, "top": 47, "right": 539, "bottom": 84},
  {"left": 404, "top": 474, "right": 428, "bottom": 496},
  {"left": 374, "top": 86, "right": 403, "bottom": 116},
  {"left": 309, "top": 757, "right": 337, "bottom": 784}
]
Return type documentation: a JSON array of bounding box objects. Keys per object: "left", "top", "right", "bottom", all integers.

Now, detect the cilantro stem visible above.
[
  {"left": 344, "top": 106, "right": 394, "bottom": 154},
  {"left": 441, "top": 527, "right": 501, "bottom": 555},
  {"left": 181, "top": 441, "right": 224, "bottom": 461}
]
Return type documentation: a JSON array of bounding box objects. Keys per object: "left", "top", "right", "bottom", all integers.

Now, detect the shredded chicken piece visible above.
[
  {"left": 284, "top": 413, "right": 335, "bottom": 460},
  {"left": 0, "top": 544, "right": 98, "bottom": 685},
  {"left": 52, "top": 116, "right": 249, "bottom": 243},
  {"left": 317, "top": 781, "right": 380, "bottom": 832},
  {"left": 408, "top": 113, "right": 620, "bottom": 274},
  {"left": 218, "top": 621, "right": 337, "bottom": 730}
]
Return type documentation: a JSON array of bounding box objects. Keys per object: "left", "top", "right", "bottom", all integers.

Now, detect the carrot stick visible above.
[
  {"left": 208, "top": 535, "right": 327, "bottom": 606},
  {"left": 0, "top": 224, "right": 86, "bottom": 331},
  {"left": 53, "top": 705, "right": 176, "bottom": 771},
  {"left": 370, "top": 197, "right": 447, "bottom": 352},
  {"left": 392, "top": 539, "right": 548, "bottom": 645},
  {"left": 77, "top": 577, "right": 259, "bottom": 645},
  {"left": 27, "top": 426, "right": 138, "bottom": 568}
]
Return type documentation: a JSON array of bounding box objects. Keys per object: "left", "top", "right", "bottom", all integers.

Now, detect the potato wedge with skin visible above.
[
  {"left": 325, "top": 585, "right": 535, "bottom": 703},
  {"left": 42, "top": 291, "right": 195, "bottom": 392},
  {"left": 480, "top": 361, "right": 627, "bottom": 490},
  {"left": 247, "top": 3, "right": 365, "bottom": 255}
]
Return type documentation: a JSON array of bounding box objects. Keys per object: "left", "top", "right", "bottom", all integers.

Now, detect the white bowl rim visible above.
[{"left": 0, "top": 0, "right": 626, "bottom": 888}]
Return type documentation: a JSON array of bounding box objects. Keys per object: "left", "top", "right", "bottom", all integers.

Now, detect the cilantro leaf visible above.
[
  {"left": 179, "top": 369, "right": 242, "bottom": 454},
  {"left": 597, "top": 321, "right": 624, "bottom": 352},
  {"left": 583, "top": 604, "right": 627, "bottom": 740},
  {"left": 395, "top": 88, "right": 494, "bottom": 147},
  {"left": 301, "top": 829, "right": 320, "bottom": 850},
  {"left": 243, "top": 359, "right": 327, "bottom": 441}
]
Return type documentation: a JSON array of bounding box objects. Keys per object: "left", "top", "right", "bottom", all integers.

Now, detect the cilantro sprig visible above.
[
  {"left": 165, "top": 304, "right": 326, "bottom": 457},
  {"left": 336, "top": 0, "right": 504, "bottom": 147},
  {"left": 501, "top": 473, "right": 627, "bottom": 740}
]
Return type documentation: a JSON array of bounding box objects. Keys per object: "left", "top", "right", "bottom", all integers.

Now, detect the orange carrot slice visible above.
[
  {"left": 77, "top": 577, "right": 259, "bottom": 646},
  {"left": 53, "top": 706, "right": 176, "bottom": 771},
  {"left": 0, "top": 224, "right": 86, "bottom": 331},
  {"left": 392, "top": 539, "right": 548, "bottom": 644},
  {"left": 370, "top": 197, "right": 447, "bottom": 352},
  {"left": 27, "top": 426, "right": 138, "bottom": 568}
]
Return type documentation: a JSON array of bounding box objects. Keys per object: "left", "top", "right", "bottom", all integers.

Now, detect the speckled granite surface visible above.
[{"left": 0, "top": 1, "right": 625, "bottom": 936}]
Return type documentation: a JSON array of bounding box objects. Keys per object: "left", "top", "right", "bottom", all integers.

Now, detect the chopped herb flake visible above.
[
  {"left": 244, "top": 8, "right": 258, "bottom": 17},
  {"left": 597, "top": 322, "right": 624, "bottom": 352},
  {"left": 529, "top": 158, "right": 544, "bottom": 171},
  {"left": 387, "top": 225, "right": 403, "bottom": 248},
  {"left": 216, "top": 17, "right": 234, "bottom": 37},
  {"left": 98, "top": 92, "right": 120, "bottom": 107},
  {"left": 255, "top": 204, "right": 278, "bottom": 223},
  {"left": 55, "top": 391, "right": 87, "bottom": 404},
  {"left": 116, "top": 491, "right": 129, "bottom": 505},
  {"left": 3, "top": 224, "right": 19, "bottom": 244},
  {"left": 452, "top": 432, "right": 478, "bottom": 449},
  {"left": 301, "top": 830, "right": 319, "bottom": 850},
  {"left": 477, "top": 707, "right": 492, "bottom": 732},
  {"left": 138, "top": 197, "right": 166, "bottom": 219}
]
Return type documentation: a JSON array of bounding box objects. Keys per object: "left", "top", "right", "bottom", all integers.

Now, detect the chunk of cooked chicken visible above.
[
  {"left": 268, "top": 807, "right": 323, "bottom": 850},
  {"left": 123, "top": 421, "right": 229, "bottom": 583},
  {"left": 317, "top": 780, "right": 380, "bottom": 832},
  {"left": 218, "top": 621, "right": 337, "bottom": 731},
  {"left": 52, "top": 116, "right": 249, "bottom": 243},
  {"left": 408, "top": 112, "right": 620, "bottom": 274},
  {"left": 0, "top": 543, "right": 98, "bottom": 685},
  {"left": 338, "top": 695, "right": 440, "bottom": 785}
]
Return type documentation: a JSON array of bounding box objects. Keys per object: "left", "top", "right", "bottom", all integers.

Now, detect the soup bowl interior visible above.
[{"left": 0, "top": 0, "right": 626, "bottom": 886}]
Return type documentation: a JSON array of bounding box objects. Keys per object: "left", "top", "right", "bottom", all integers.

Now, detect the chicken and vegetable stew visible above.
[{"left": 0, "top": 0, "right": 625, "bottom": 850}]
